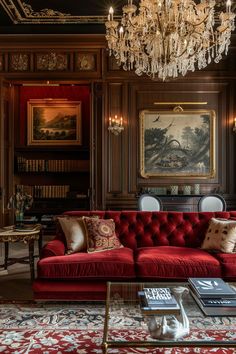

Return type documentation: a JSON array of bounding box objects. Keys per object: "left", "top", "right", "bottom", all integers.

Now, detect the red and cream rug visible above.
[{"left": 0, "top": 302, "right": 235, "bottom": 353}]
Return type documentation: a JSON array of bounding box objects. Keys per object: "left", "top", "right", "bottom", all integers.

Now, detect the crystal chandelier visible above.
[{"left": 105, "top": 0, "right": 235, "bottom": 81}]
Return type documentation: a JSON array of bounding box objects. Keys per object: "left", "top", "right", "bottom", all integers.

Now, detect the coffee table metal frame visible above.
[{"left": 102, "top": 281, "right": 236, "bottom": 354}]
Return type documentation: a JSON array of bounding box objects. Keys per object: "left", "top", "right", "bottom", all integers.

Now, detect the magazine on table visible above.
[{"left": 188, "top": 278, "right": 236, "bottom": 298}]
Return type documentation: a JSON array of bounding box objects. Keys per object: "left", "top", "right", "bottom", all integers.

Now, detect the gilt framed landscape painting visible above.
[
  {"left": 27, "top": 99, "right": 82, "bottom": 146},
  {"left": 140, "top": 109, "right": 215, "bottom": 178}
]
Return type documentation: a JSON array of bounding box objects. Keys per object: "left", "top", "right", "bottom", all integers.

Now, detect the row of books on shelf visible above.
[
  {"left": 16, "top": 184, "right": 70, "bottom": 198},
  {"left": 23, "top": 215, "right": 56, "bottom": 233},
  {"left": 24, "top": 215, "right": 55, "bottom": 223},
  {"left": 16, "top": 157, "right": 89, "bottom": 172},
  {"left": 188, "top": 277, "right": 236, "bottom": 316}
]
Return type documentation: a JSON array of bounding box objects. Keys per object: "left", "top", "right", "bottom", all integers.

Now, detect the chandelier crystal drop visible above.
[{"left": 105, "top": 0, "right": 235, "bottom": 81}]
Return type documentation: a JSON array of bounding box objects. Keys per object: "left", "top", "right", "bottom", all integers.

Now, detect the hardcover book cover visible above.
[
  {"left": 138, "top": 291, "right": 180, "bottom": 315},
  {"left": 143, "top": 288, "right": 177, "bottom": 306},
  {"left": 191, "top": 291, "right": 236, "bottom": 316},
  {"left": 200, "top": 298, "right": 236, "bottom": 307},
  {"left": 188, "top": 278, "right": 236, "bottom": 298}
]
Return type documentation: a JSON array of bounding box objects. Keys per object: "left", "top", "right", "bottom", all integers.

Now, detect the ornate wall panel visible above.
[
  {"left": 75, "top": 53, "right": 96, "bottom": 71},
  {"left": 9, "top": 53, "right": 30, "bottom": 72},
  {"left": 35, "top": 52, "right": 69, "bottom": 71},
  {"left": 0, "top": 36, "right": 104, "bottom": 78}
]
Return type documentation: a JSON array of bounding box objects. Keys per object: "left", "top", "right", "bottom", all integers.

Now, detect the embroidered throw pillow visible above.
[
  {"left": 58, "top": 217, "right": 87, "bottom": 254},
  {"left": 201, "top": 218, "right": 236, "bottom": 253},
  {"left": 83, "top": 217, "right": 123, "bottom": 253}
]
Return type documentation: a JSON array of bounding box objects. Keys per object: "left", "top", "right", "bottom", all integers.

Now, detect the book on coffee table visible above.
[
  {"left": 200, "top": 298, "right": 236, "bottom": 307},
  {"left": 188, "top": 278, "right": 236, "bottom": 298},
  {"left": 190, "top": 290, "right": 236, "bottom": 316},
  {"left": 138, "top": 290, "right": 181, "bottom": 315},
  {"left": 143, "top": 287, "right": 177, "bottom": 306}
]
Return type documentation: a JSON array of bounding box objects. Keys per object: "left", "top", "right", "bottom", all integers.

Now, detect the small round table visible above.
[{"left": 0, "top": 225, "right": 42, "bottom": 281}]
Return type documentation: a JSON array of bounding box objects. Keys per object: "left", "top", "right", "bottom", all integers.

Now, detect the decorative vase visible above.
[
  {"left": 170, "top": 185, "right": 178, "bottom": 195},
  {"left": 15, "top": 210, "right": 24, "bottom": 227},
  {"left": 194, "top": 184, "right": 200, "bottom": 195},
  {"left": 183, "top": 185, "right": 191, "bottom": 195}
]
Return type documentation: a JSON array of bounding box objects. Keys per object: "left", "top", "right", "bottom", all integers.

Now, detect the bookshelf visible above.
[{"left": 13, "top": 149, "right": 90, "bottom": 231}]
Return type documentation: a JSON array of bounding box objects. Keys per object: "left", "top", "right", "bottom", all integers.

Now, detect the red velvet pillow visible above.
[{"left": 83, "top": 217, "right": 123, "bottom": 253}]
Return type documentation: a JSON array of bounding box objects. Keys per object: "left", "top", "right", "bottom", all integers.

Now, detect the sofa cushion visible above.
[
  {"left": 135, "top": 246, "right": 222, "bottom": 280},
  {"left": 58, "top": 217, "right": 87, "bottom": 254},
  {"left": 214, "top": 252, "right": 236, "bottom": 279},
  {"left": 83, "top": 217, "right": 123, "bottom": 253},
  {"left": 201, "top": 218, "right": 236, "bottom": 253},
  {"left": 37, "top": 247, "right": 135, "bottom": 280}
]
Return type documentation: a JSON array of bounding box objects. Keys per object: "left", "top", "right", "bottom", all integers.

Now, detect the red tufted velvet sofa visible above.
[{"left": 33, "top": 210, "right": 236, "bottom": 300}]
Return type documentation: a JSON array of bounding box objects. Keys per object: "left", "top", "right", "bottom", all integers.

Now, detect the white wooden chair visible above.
[
  {"left": 198, "top": 194, "right": 226, "bottom": 212},
  {"left": 138, "top": 194, "right": 163, "bottom": 211}
]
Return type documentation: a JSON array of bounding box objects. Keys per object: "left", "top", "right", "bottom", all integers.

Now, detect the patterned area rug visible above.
[{"left": 0, "top": 302, "right": 235, "bottom": 353}]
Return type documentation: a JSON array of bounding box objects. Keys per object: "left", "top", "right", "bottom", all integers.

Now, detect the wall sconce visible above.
[
  {"left": 233, "top": 118, "right": 236, "bottom": 133},
  {"left": 108, "top": 115, "right": 124, "bottom": 135}
]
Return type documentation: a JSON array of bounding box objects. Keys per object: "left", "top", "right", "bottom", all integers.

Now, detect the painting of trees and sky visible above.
[
  {"left": 27, "top": 100, "right": 81, "bottom": 146},
  {"left": 140, "top": 111, "right": 215, "bottom": 178}
]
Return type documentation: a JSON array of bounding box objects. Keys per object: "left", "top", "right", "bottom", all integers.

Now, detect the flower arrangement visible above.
[{"left": 7, "top": 188, "right": 33, "bottom": 222}]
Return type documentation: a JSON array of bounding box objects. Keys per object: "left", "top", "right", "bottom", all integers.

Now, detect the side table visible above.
[{"left": 0, "top": 225, "right": 42, "bottom": 281}]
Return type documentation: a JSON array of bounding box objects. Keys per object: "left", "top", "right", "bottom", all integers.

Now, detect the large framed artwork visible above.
[
  {"left": 140, "top": 109, "right": 215, "bottom": 178},
  {"left": 27, "top": 99, "right": 82, "bottom": 146}
]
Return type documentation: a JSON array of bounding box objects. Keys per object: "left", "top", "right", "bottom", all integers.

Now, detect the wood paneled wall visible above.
[
  {"left": 103, "top": 36, "right": 236, "bottom": 210},
  {"left": 104, "top": 80, "right": 234, "bottom": 209},
  {"left": 0, "top": 34, "right": 235, "bottom": 211}
]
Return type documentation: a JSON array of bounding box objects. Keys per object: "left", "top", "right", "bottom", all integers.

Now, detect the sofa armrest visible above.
[{"left": 40, "top": 239, "right": 66, "bottom": 258}]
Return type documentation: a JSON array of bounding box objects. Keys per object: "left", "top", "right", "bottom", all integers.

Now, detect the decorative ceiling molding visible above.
[
  {"left": 0, "top": 0, "right": 235, "bottom": 25},
  {"left": 0, "top": 0, "right": 108, "bottom": 24}
]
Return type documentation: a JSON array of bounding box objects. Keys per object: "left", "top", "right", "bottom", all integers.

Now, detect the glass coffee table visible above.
[{"left": 102, "top": 282, "right": 236, "bottom": 353}]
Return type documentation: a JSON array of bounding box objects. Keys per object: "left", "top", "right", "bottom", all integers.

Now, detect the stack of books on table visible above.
[
  {"left": 188, "top": 278, "right": 236, "bottom": 316},
  {"left": 138, "top": 287, "right": 180, "bottom": 315},
  {"left": 40, "top": 215, "right": 56, "bottom": 234},
  {"left": 23, "top": 215, "right": 38, "bottom": 224}
]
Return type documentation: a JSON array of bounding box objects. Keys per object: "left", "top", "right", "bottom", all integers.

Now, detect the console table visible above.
[
  {"left": 0, "top": 225, "right": 42, "bottom": 281},
  {"left": 157, "top": 195, "right": 203, "bottom": 212}
]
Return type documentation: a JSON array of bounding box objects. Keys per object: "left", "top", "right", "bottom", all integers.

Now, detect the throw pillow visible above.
[
  {"left": 58, "top": 217, "right": 87, "bottom": 254},
  {"left": 83, "top": 217, "right": 123, "bottom": 253},
  {"left": 201, "top": 218, "right": 236, "bottom": 253}
]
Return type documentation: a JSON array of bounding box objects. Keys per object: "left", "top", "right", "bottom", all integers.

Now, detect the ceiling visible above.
[{"left": 0, "top": 0, "right": 235, "bottom": 35}]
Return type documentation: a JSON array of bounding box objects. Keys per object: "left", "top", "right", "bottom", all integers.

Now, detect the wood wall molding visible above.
[
  {"left": 105, "top": 80, "right": 236, "bottom": 209},
  {"left": 0, "top": 34, "right": 106, "bottom": 49},
  {"left": 0, "top": 34, "right": 235, "bottom": 210},
  {"left": 106, "top": 82, "right": 125, "bottom": 195}
]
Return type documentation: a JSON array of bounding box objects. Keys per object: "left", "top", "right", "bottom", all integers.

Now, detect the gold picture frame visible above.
[
  {"left": 27, "top": 99, "right": 82, "bottom": 146},
  {"left": 140, "top": 109, "right": 215, "bottom": 178}
]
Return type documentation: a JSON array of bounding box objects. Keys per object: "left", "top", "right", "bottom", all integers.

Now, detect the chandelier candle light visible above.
[
  {"left": 108, "top": 115, "right": 124, "bottom": 135},
  {"left": 105, "top": 0, "right": 235, "bottom": 81}
]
